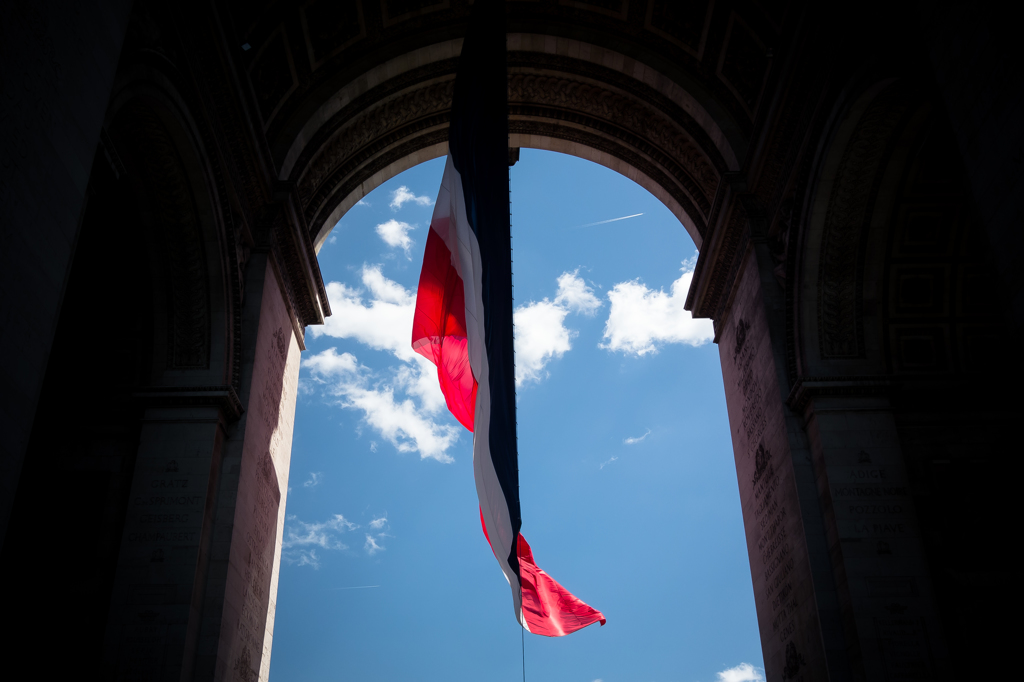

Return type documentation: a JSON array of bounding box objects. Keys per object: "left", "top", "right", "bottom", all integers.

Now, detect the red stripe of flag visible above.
[{"left": 411, "top": 224, "right": 477, "bottom": 431}]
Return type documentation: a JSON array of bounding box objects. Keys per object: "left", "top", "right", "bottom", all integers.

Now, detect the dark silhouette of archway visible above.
[{"left": 1, "top": 2, "right": 1021, "bottom": 680}]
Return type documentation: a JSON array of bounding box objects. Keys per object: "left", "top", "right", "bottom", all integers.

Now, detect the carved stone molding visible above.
[
  {"left": 309, "top": 127, "right": 451, "bottom": 234},
  {"left": 786, "top": 375, "right": 894, "bottom": 412},
  {"left": 151, "top": 12, "right": 278, "bottom": 391},
  {"left": 817, "top": 85, "right": 911, "bottom": 358},
  {"left": 273, "top": 195, "right": 330, "bottom": 331},
  {"left": 296, "top": 65, "right": 724, "bottom": 239},
  {"left": 509, "top": 73, "right": 719, "bottom": 212},
  {"left": 287, "top": 58, "right": 460, "bottom": 185},
  {"left": 508, "top": 50, "right": 730, "bottom": 175},
  {"left": 299, "top": 78, "right": 455, "bottom": 218},
  {"left": 250, "top": 198, "right": 330, "bottom": 337},
  {"left": 686, "top": 196, "right": 750, "bottom": 319},
  {"left": 133, "top": 385, "right": 244, "bottom": 421}
]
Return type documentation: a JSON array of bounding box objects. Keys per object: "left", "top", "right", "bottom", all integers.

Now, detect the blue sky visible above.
[{"left": 269, "top": 150, "right": 764, "bottom": 682}]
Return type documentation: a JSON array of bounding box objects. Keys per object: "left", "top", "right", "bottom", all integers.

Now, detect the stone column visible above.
[
  {"left": 101, "top": 400, "right": 234, "bottom": 681},
  {"left": 211, "top": 259, "right": 300, "bottom": 682},
  {"left": 798, "top": 394, "right": 950, "bottom": 681},
  {"left": 99, "top": 254, "right": 301, "bottom": 682},
  {"left": 717, "top": 250, "right": 847, "bottom": 682},
  {"left": 696, "top": 197, "right": 954, "bottom": 680}
]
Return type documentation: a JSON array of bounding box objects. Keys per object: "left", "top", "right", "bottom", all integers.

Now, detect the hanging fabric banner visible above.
[{"left": 411, "top": 0, "right": 605, "bottom": 636}]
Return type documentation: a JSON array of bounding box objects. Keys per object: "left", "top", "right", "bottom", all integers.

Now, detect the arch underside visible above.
[{"left": 288, "top": 42, "right": 735, "bottom": 252}]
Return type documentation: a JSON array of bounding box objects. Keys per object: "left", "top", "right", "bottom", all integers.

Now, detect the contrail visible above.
[
  {"left": 332, "top": 585, "right": 381, "bottom": 590},
  {"left": 624, "top": 428, "right": 651, "bottom": 445},
  {"left": 577, "top": 212, "right": 643, "bottom": 228}
]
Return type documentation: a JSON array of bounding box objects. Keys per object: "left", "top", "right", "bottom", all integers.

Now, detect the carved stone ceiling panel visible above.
[
  {"left": 294, "top": 48, "right": 725, "bottom": 236},
  {"left": 230, "top": 1, "right": 784, "bottom": 165}
]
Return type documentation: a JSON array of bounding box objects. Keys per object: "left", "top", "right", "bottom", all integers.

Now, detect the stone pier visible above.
[{"left": 2, "top": 1, "right": 1020, "bottom": 679}]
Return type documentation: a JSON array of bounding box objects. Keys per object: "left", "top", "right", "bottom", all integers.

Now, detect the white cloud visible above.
[
  {"left": 365, "top": 534, "right": 386, "bottom": 556},
  {"left": 599, "top": 457, "right": 617, "bottom": 470},
  {"left": 514, "top": 300, "right": 572, "bottom": 386},
  {"left": 281, "top": 513, "right": 392, "bottom": 568},
  {"left": 304, "top": 348, "right": 458, "bottom": 463},
  {"left": 303, "top": 472, "right": 323, "bottom": 487},
  {"left": 375, "top": 219, "right": 415, "bottom": 255},
  {"left": 513, "top": 270, "right": 601, "bottom": 387},
  {"left": 362, "top": 265, "right": 413, "bottom": 307},
  {"left": 624, "top": 429, "right": 651, "bottom": 445},
  {"left": 601, "top": 263, "right": 714, "bottom": 355},
  {"left": 716, "top": 663, "right": 765, "bottom": 682},
  {"left": 369, "top": 441, "right": 378, "bottom": 452},
  {"left": 283, "top": 514, "right": 359, "bottom": 567},
  {"left": 393, "top": 356, "right": 447, "bottom": 414},
  {"left": 313, "top": 267, "right": 415, "bottom": 357},
  {"left": 389, "top": 185, "right": 433, "bottom": 211},
  {"left": 554, "top": 270, "right": 602, "bottom": 315},
  {"left": 283, "top": 513, "right": 358, "bottom": 551},
  {"left": 356, "top": 198, "right": 371, "bottom": 207},
  {"left": 304, "top": 346, "right": 360, "bottom": 375},
  {"left": 314, "top": 268, "right": 440, "bottom": 402},
  {"left": 307, "top": 265, "right": 593, "bottom": 456},
  {"left": 291, "top": 549, "right": 321, "bottom": 569},
  {"left": 310, "top": 263, "right": 448, "bottom": 424}
]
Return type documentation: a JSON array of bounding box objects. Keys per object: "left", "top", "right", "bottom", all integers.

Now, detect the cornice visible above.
[
  {"left": 685, "top": 180, "right": 751, "bottom": 320},
  {"left": 508, "top": 50, "right": 730, "bottom": 175},
  {"left": 309, "top": 127, "right": 451, "bottom": 238},
  {"left": 287, "top": 58, "right": 460, "bottom": 186},
  {"left": 133, "top": 385, "right": 244, "bottom": 421}
]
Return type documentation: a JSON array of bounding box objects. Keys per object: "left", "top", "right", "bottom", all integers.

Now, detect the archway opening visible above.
[{"left": 271, "top": 151, "right": 762, "bottom": 681}]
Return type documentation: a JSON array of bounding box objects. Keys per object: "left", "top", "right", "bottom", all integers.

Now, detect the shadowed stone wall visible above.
[
  {"left": 0, "top": 1, "right": 1020, "bottom": 680},
  {"left": 0, "top": 0, "right": 133, "bottom": 550}
]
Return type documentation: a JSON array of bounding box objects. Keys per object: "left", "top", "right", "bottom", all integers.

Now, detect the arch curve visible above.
[
  {"left": 283, "top": 35, "right": 744, "bottom": 252},
  {"left": 105, "top": 87, "right": 237, "bottom": 390}
]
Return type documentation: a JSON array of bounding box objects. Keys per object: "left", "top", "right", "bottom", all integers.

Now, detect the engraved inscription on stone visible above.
[
  {"left": 832, "top": 467, "right": 913, "bottom": 537},
  {"left": 117, "top": 618, "right": 168, "bottom": 681},
  {"left": 782, "top": 641, "right": 806, "bottom": 680},
  {"left": 748, "top": 441, "right": 799, "bottom": 640},
  {"left": 875, "top": 617, "right": 933, "bottom": 681},
  {"left": 723, "top": 281, "right": 824, "bottom": 682},
  {"left": 225, "top": 275, "right": 299, "bottom": 682}
]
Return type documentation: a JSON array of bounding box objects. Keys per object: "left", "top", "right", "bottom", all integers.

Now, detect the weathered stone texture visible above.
[
  {"left": 720, "top": 252, "right": 833, "bottom": 682},
  {"left": 1, "top": 2, "right": 1020, "bottom": 680}
]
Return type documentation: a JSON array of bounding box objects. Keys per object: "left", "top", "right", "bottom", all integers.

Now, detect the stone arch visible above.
[
  {"left": 797, "top": 75, "right": 1012, "bottom": 381},
  {"left": 786, "top": 71, "right": 1020, "bottom": 679},
  {"left": 106, "top": 90, "right": 237, "bottom": 389},
  {"left": 280, "top": 35, "right": 745, "bottom": 251},
  {"left": 872, "top": 102, "right": 1018, "bottom": 673},
  {"left": 114, "top": 101, "right": 214, "bottom": 370},
  {"left": 0, "top": 75, "right": 247, "bottom": 675},
  {"left": 9, "top": 2, "right": 1024, "bottom": 680},
  {"left": 797, "top": 78, "right": 921, "bottom": 377}
]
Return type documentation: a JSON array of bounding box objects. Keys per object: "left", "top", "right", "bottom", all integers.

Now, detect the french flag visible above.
[{"left": 411, "top": 0, "right": 605, "bottom": 637}]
